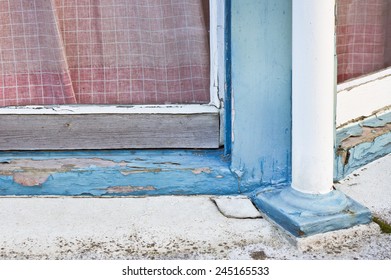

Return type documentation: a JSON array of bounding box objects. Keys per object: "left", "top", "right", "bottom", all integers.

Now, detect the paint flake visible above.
[
  {"left": 340, "top": 124, "right": 391, "bottom": 150},
  {"left": 0, "top": 158, "right": 128, "bottom": 187},
  {"left": 13, "top": 172, "right": 50, "bottom": 187},
  {"left": 192, "top": 167, "right": 212, "bottom": 174},
  {"left": 104, "top": 186, "right": 156, "bottom": 194},
  {"left": 120, "top": 168, "right": 162, "bottom": 175}
]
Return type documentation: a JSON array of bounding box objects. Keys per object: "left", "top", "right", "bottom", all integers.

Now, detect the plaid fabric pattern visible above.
[
  {"left": 0, "top": 0, "right": 76, "bottom": 106},
  {"left": 336, "top": 0, "right": 391, "bottom": 83},
  {"left": 0, "top": 0, "right": 209, "bottom": 106}
]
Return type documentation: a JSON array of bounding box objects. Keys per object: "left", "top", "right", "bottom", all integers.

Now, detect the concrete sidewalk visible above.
[{"left": 0, "top": 154, "right": 390, "bottom": 260}]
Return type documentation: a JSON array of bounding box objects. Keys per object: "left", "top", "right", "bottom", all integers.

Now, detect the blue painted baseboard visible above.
[
  {"left": 0, "top": 149, "right": 239, "bottom": 196},
  {"left": 335, "top": 111, "right": 391, "bottom": 181}
]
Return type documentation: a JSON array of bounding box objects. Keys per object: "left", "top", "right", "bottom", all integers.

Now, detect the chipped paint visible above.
[
  {"left": 0, "top": 158, "right": 125, "bottom": 173},
  {"left": 336, "top": 105, "right": 391, "bottom": 129},
  {"left": 13, "top": 172, "right": 50, "bottom": 187},
  {"left": 120, "top": 169, "right": 162, "bottom": 175},
  {"left": 103, "top": 186, "right": 156, "bottom": 194},
  {"left": 0, "top": 158, "right": 129, "bottom": 187},
  {"left": 339, "top": 125, "right": 391, "bottom": 150},
  {"left": 335, "top": 111, "right": 391, "bottom": 180},
  {"left": 0, "top": 150, "right": 239, "bottom": 196},
  {"left": 192, "top": 167, "right": 212, "bottom": 175},
  {"left": 152, "top": 162, "right": 180, "bottom": 166}
]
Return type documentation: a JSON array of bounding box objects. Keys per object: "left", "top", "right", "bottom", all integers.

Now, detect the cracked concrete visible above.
[
  {"left": 211, "top": 196, "right": 262, "bottom": 219},
  {"left": 0, "top": 196, "right": 281, "bottom": 260}
]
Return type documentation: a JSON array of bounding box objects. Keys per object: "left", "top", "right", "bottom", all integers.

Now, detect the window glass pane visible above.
[
  {"left": 337, "top": 0, "right": 391, "bottom": 83},
  {"left": 0, "top": 0, "right": 210, "bottom": 106}
]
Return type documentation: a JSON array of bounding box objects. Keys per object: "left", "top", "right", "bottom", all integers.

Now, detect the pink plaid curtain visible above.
[
  {"left": 0, "top": 0, "right": 210, "bottom": 106},
  {"left": 336, "top": 0, "right": 391, "bottom": 83}
]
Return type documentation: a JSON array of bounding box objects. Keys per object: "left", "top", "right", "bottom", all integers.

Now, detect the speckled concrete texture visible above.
[
  {"left": 0, "top": 196, "right": 285, "bottom": 260},
  {"left": 336, "top": 153, "right": 391, "bottom": 225}
]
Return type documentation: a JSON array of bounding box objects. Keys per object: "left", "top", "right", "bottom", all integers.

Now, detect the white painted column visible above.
[{"left": 292, "top": 0, "right": 336, "bottom": 194}]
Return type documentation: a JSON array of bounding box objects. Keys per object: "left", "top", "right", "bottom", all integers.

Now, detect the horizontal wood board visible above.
[{"left": 0, "top": 113, "right": 219, "bottom": 150}]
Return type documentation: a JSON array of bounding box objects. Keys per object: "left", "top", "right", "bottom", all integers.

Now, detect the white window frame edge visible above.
[
  {"left": 209, "top": 0, "right": 226, "bottom": 145},
  {"left": 336, "top": 66, "right": 391, "bottom": 128},
  {"left": 209, "top": 0, "right": 225, "bottom": 109},
  {"left": 0, "top": 0, "right": 225, "bottom": 142}
]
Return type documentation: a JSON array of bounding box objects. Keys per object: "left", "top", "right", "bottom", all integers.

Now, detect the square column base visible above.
[{"left": 252, "top": 186, "right": 372, "bottom": 237}]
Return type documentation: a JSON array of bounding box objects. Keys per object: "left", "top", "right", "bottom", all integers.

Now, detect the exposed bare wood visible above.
[{"left": 0, "top": 113, "right": 219, "bottom": 150}]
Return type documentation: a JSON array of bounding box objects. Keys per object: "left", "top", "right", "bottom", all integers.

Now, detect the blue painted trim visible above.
[
  {"left": 0, "top": 150, "right": 239, "bottom": 196},
  {"left": 252, "top": 186, "right": 372, "bottom": 237},
  {"left": 230, "top": 0, "right": 292, "bottom": 189},
  {"left": 335, "top": 131, "right": 391, "bottom": 180},
  {"left": 362, "top": 112, "right": 391, "bottom": 127},
  {"left": 224, "top": 0, "right": 232, "bottom": 157},
  {"left": 335, "top": 111, "right": 391, "bottom": 180}
]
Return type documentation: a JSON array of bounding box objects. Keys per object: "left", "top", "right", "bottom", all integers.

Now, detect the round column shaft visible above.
[{"left": 292, "top": 0, "right": 336, "bottom": 194}]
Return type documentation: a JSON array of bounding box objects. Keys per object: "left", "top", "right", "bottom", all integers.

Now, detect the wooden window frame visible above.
[
  {"left": 336, "top": 66, "right": 391, "bottom": 128},
  {"left": 0, "top": 0, "right": 226, "bottom": 150}
]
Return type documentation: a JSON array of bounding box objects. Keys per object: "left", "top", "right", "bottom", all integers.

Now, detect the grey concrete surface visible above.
[
  {"left": 211, "top": 196, "right": 262, "bottom": 219},
  {"left": 0, "top": 154, "right": 390, "bottom": 260},
  {"left": 336, "top": 153, "right": 391, "bottom": 225}
]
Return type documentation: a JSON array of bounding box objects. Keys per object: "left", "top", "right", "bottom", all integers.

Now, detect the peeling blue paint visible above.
[
  {"left": 0, "top": 150, "right": 239, "bottom": 196},
  {"left": 335, "top": 131, "right": 391, "bottom": 180},
  {"left": 335, "top": 111, "right": 391, "bottom": 180},
  {"left": 230, "top": 0, "right": 292, "bottom": 190},
  {"left": 336, "top": 125, "right": 363, "bottom": 144},
  {"left": 362, "top": 111, "right": 391, "bottom": 127}
]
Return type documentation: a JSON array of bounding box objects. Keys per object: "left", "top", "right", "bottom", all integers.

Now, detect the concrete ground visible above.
[{"left": 0, "top": 154, "right": 390, "bottom": 260}]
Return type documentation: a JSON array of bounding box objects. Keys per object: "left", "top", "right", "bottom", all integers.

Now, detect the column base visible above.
[{"left": 252, "top": 186, "right": 372, "bottom": 237}]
